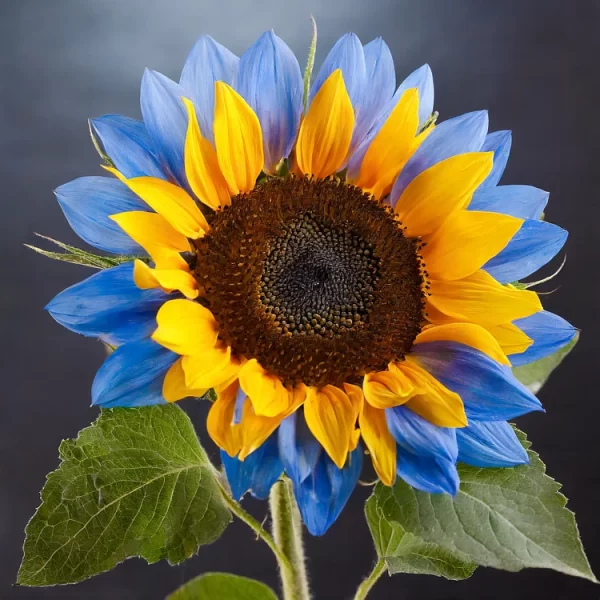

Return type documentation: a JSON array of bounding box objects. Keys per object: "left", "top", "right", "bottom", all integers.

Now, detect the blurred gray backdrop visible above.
[{"left": 1, "top": 0, "right": 599, "bottom": 598}]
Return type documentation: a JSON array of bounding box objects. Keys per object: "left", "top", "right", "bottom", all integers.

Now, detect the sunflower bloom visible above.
[{"left": 47, "top": 31, "right": 575, "bottom": 536}]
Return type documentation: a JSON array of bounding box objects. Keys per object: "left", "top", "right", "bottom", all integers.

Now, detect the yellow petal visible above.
[
  {"left": 110, "top": 211, "right": 191, "bottom": 269},
  {"left": 182, "top": 97, "right": 232, "bottom": 210},
  {"left": 207, "top": 381, "right": 241, "bottom": 457},
  {"left": 163, "top": 357, "right": 209, "bottom": 402},
  {"left": 133, "top": 259, "right": 199, "bottom": 299},
  {"left": 359, "top": 401, "right": 397, "bottom": 486},
  {"left": 395, "top": 152, "right": 493, "bottom": 238},
  {"left": 421, "top": 210, "right": 523, "bottom": 281},
  {"left": 237, "top": 385, "right": 306, "bottom": 461},
  {"left": 105, "top": 166, "right": 209, "bottom": 238},
  {"left": 304, "top": 385, "right": 358, "bottom": 469},
  {"left": 415, "top": 322, "right": 510, "bottom": 365},
  {"left": 295, "top": 69, "right": 355, "bottom": 178},
  {"left": 182, "top": 344, "right": 241, "bottom": 390},
  {"left": 400, "top": 358, "right": 467, "bottom": 427},
  {"left": 428, "top": 269, "right": 542, "bottom": 326},
  {"left": 363, "top": 367, "right": 419, "bottom": 409},
  {"left": 152, "top": 299, "right": 219, "bottom": 355},
  {"left": 238, "top": 358, "right": 292, "bottom": 418},
  {"left": 484, "top": 321, "right": 534, "bottom": 356},
  {"left": 213, "top": 82, "right": 264, "bottom": 195},
  {"left": 353, "top": 88, "right": 420, "bottom": 198}
]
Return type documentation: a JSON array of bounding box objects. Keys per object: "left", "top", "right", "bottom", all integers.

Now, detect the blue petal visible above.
[
  {"left": 346, "top": 63, "right": 434, "bottom": 180},
  {"left": 140, "top": 69, "right": 189, "bottom": 187},
  {"left": 413, "top": 341, "right": 543, "bottom": 420},
  {"left": 310, "top": 33, "right": 366, "bottom": 109},
  {"left": 457, "top": 420, "right": 529, "bottom": 467},
  {"left": 221, "top": 434, "right": 283, "bottom": 500},
  {"left": 484, "top": 220, "right": 568, "bottom": 283},
  {"left": 232, "top": 385, "right": 246, "bottom": 425},
  {"left": 235, "top": 31, "right": 302, "bottom": 171},
  {"left": 46, "top": 262, "right": 167, "bottom": 345},
  {"left": 180, "top": 35, "right": 239, "bottom": 142},
  {"left": 294, "top": 446, "right": 363, "bottom": 536},
  {"left": 89, "top": 115, "right": 166, "bottom": 180},
  {"left": 391, "top": 110, "right": 489, "bottom": 206},
  {"left": 395, "top": 63, "right": 434, "bottom": 128},
  {"left": 385, "top": 405, "right": 457, "bottom": 462},
  {"left": 91, "top": 338, "right": 176, "bottom": 407},
  {"left": 55, "top": 176, "right": 149, "bottom": 254},
  {"left": 279, "top": 412, "right": 323, "bottom": 485},
  {"left": 480, "top": 130, "right": 512, "bottom": 188},
  {"left": 469, "top": 185, "right": 549, "bottom": 220},
  {"left": 396, "top": 452, "right": 459, "bottom": 496},
  {"left": 353, "top": 38, "right": 396, "bottom": 145},
  {"left": 510, "top": 311, "right": 578, "bottom": 367}
]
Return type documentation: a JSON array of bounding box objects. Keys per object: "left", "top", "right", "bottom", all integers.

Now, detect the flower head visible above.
[{"left": 47, "top": 30, "right": 575, "bottom": 535}]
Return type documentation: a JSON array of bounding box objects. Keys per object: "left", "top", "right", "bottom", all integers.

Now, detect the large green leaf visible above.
[
  {"left": 369, "top": 429, "right": 596, "bottom": 582},
  {"left": 167, "top": 573, "right": 278, "bottom": 600},
  {"left": 513, "top": 332, "right": 579, "bottom": 393},
  {"left": 18, "top": 405, "right": 231, "bottom": 586},
  {"left": 365, "top": 495, "right": 476, "bottom": 579}
]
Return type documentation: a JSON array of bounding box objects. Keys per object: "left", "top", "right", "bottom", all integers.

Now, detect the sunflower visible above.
[{"left": 47, "top": 31, "right": 575, "bottom": 536}]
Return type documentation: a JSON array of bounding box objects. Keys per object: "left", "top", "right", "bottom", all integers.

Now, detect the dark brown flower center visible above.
[{"left": 194, "top": 176, "right": 425, "bottom": 388}]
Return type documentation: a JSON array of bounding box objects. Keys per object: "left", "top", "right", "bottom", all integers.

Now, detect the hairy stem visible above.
[
  {"left": 269, "top": 477, "right": 311, "bottom": 600},
  {"left": 218, "top": 483, "right": 291, "bottom": 572},
  {"left": 353, "top": 559, "right": 386, "bottom": 600}
]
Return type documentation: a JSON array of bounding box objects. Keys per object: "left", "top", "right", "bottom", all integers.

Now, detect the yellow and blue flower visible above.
[{"left": 46, "top": 31, "right": 575, "bottom": 536}]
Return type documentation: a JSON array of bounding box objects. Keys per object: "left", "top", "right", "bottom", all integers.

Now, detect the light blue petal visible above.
[
  {"left": 391, "top": 110, "right": 489, "bottom": 207},
  {"left": 385, "top": 405, "right": 457, "bottom": 462},
  {"left": 413, "top": 341, "right": 543, "bottom": 420},
  {"left": 510, "top": 311, "right": 578, "bottom": 367},
  {"left": 294, "top": 446, "right": 362, "bottom": 536},
  {"left": 484, "top": 220, "right": 568, "bottom": 283},
  {"left": 352, "top": 38, "right": 396, "bottom": 146},
  {"left": 140, "top": 69, "right": 189, "bottom": 187},
  {"left": 346, "top": 63, "right": 433, "bottom": 180},
  {"left": 46, "top": 262, "right": 167, "bottom": 345},
  {"left": 91, "top": 338, "right": 176, "bottom": 407},
  {"left": 457, "top": 420, "right": 529, "bottom": 467},
  {"left": 480, "top": 130, "right": 512, "bottom": 188},
  {"left": 89, "top": 115, "right": 166, "bottom": 179},
  {"left": 279, "top": 412, "right": 323, "bottom": 485},
  {"left": 55, "top": 176, "right": 149, "bottom": 254},
  {"left": 310, "top": 33, "right": 366, "bottom": 108},
  {"left": 469, "top": 185, "right": 549, "bottom": 219},
  {"left": 395, "top": 63, "right": 434, "bottom": 128},
  {"left": 235, "top": 30, "right": 302, "bottom": 171},
  {"left": 396, "top": 452, "right": 459, "bottom": 496},
  {"left": 180, "top": 35, "right": 239, "bottom": 142},
  {"left": 221, "top": 434, "right": 283, "bottom": 500},
  {"left": 232, "top": 385, "right": 246, "bottom": 425}
]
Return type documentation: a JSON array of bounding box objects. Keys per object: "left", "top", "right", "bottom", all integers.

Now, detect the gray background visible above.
[{"left": 1, "top": 0, "right": 599, "bottom": 598}]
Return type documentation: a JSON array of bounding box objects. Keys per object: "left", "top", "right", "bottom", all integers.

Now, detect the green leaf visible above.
[
  {"left": 18, "top": 405, "right": 232, "bottom": 586},
  {"left": 369, "top": 428, "right": 596, "bottom": 582},
  {"left": 513, "top": 331, "right": 579, "bottom": 393},
  {"left": 167, "top": 573, "right": 278, "bottom": 600},
  {"left": 26, "top": 234, "right": 138, "bottom": 269},
  {"left": 365, "top": 494, "right": 476, "bottom": 579}
]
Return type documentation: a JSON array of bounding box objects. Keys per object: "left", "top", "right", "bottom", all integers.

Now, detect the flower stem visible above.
[
  {"left": 218, "top": 483, "right": 292, "bottom": 573},
  {"left": 269, "top": 477, "right": 311, "bottom": 600},
  {"left": 353, "top": 559, "right": 386, "bottom": 600}
]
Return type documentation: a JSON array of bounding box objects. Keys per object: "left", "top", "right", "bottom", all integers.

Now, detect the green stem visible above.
[
  {"left": 353, "top": 559, "right": 386, "bottom": 600},
  {"left": 269, "top": 477, "right": 311, "bottom": 600},
  {"left": 218, "top": 483, "right": 291, "bottom": 573}
]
